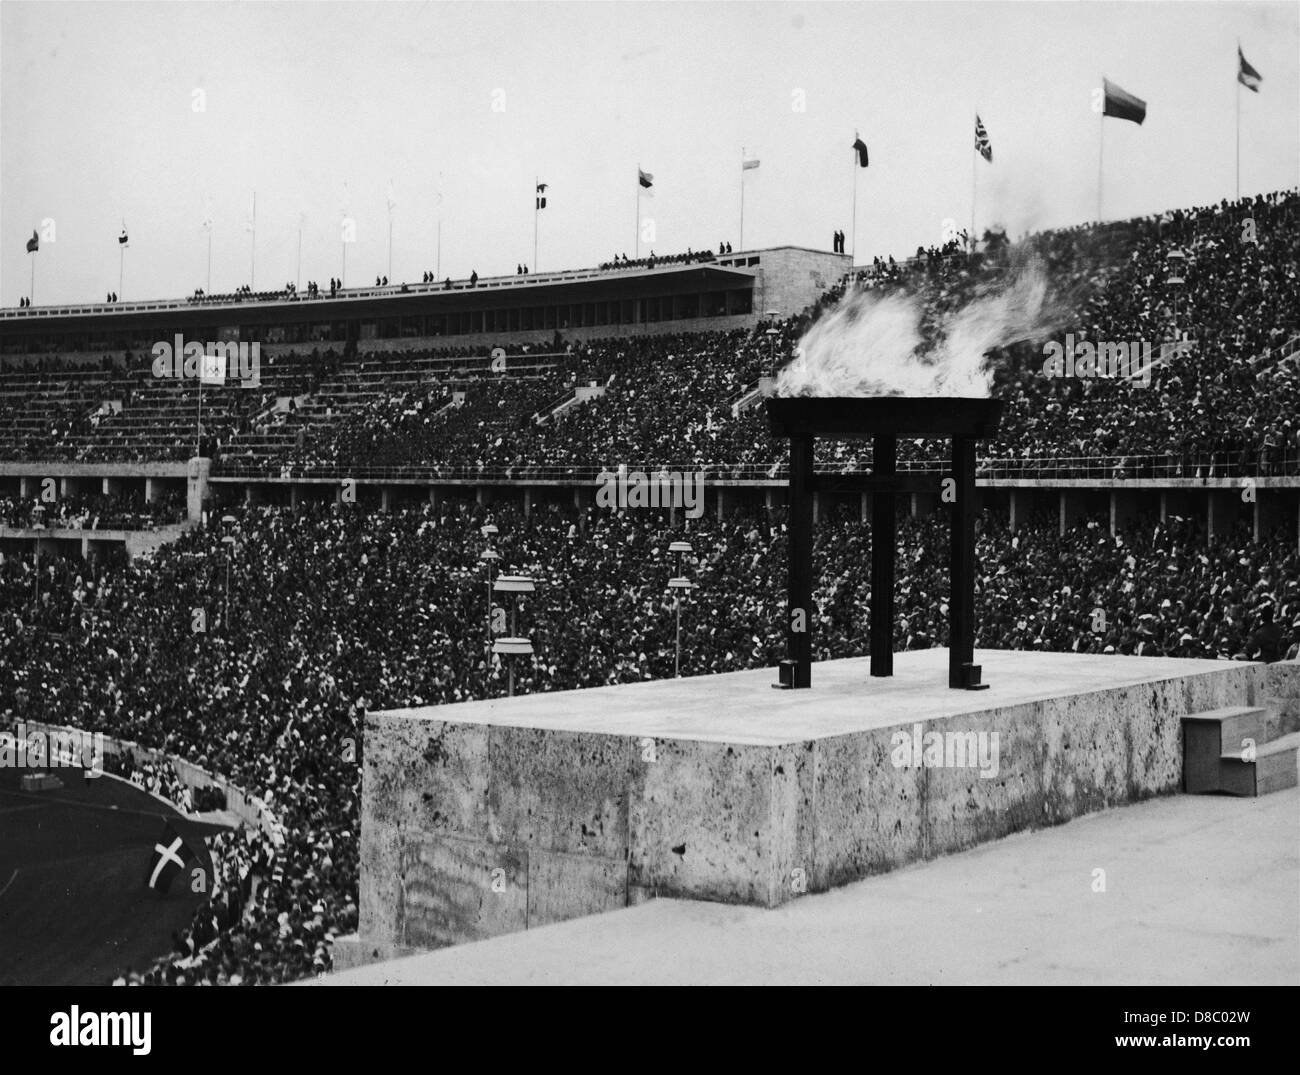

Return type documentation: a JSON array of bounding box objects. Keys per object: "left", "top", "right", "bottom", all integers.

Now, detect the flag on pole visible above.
[
  {"left": 742, "top": 158, "right": 760, "bottom": 171},
  {"left": 145, "top": 821, "right": 207, "bottom": 894},
  {"left": 974, "top": 115, "right": 993, "bottom": 162},
  {"left": 118, "top": 225, "right": 129, "bottom": 245},
  {"left": 852, "top": 133, "right": 869, "bottom": 168},
  {"left": 25, "top": 230, "right": 38, "bottom": 253},
  {"left": 1238, "top": 46, "right": 1262, "bottom": 92},
  {"left": 1102, "top": 78, "right": 1147, "bottom": 125},
  {"left": 536, "top": 182, "right": 548, "bottom": 209},
  {"left": 200, "top": 346, "right": 227, "bottom": 386},
  {"left": 638, "top": 168, "right": 654, "bottom": 191}
]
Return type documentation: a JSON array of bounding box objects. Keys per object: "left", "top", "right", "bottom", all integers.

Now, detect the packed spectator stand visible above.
[
  {"left": 3, "top": 191, "right": 1297, "bottom": 478},
  {"left": 2, "top": 499, "right": 1298, "bottom": 983}
]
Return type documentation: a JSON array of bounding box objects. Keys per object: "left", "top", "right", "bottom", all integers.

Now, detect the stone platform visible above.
[{"left": 359, "top": 650, "right": 1289, "bottom": 963}]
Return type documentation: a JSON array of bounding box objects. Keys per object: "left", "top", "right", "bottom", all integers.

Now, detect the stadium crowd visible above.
[
  {"left": 196, "top": 190, "right": 1298, "bottom": 480},
  {"left": 0, "top": 491, "right": 185, "bottom": 530},
  {"left": 3, "top": 191, "right": 1297, "bottom": 478}
]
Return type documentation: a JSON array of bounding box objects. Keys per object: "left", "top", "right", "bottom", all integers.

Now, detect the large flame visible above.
[{"left": 777, "top": 259, "right": 1057, "bottom": 398}]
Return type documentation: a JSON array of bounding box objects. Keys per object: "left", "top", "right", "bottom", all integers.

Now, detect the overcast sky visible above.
[{"left": 2, "top": 0, "right": 1297, "bottom": 305}]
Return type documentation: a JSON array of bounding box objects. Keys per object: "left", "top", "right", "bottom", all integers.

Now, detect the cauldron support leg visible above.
[
  {"left": 870, "top": 434, "right": 896, "bottom": 676},
  {"left": 949, "top": 435, "right": 984, "bottom": 689},
  {"left": 788, "top": 432, "right": 813, "bottom": 688}
]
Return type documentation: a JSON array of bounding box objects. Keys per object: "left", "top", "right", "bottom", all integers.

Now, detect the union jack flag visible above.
[{"left": 974, "top": 114, "right": 992, "bottom": 162}]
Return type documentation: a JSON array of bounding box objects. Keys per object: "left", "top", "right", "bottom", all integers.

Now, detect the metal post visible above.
[
  {"left": 1097, "top": 102, "right": 1104, "bottom": 223},
  {"left": 787, "top": 433, "right": 814, "bottom": 687},
  {"left": 739, "top": 148, "right": 745, "bottom": 252},
  {"left": 508, "top": 600, "right": 517, "bottom": 697},
  {"left": 675, "top": 591, "right": 681, "bottom": 678},
  {"left": 970, "top": 111, "right": 978, "bottom": 253},
  {"left": 870, "top": 434, "right": 896, "bottom": 676},
  {"left": 949, "top": 436, "right": 980, "bottom": 688}
]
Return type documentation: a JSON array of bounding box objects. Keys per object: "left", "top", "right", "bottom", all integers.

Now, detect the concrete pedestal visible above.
[{"left": 360, "top": 650, "right": 1272, "bottom": 962}]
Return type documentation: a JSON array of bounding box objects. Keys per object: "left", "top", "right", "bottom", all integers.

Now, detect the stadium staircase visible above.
[
  {"left": 1181, "top": 695, "right": 1300, "bottom": 797},
  {"left": 536, "top": 384, "right": 606, "bottom": 424},
  {"left": 728, "top": 375, "right": 775, "bottom": 418}
]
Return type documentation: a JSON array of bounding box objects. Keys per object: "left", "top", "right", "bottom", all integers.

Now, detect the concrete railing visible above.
[
  {"left": 206, "top": 451, "right": 1300, "bottom": 484},
  {"left": 6, "top": 717, "right": 285, "bottom": 843}
]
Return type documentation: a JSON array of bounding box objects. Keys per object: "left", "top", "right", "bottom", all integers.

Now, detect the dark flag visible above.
[
  {"left": 852, "top": 133, "right": 869, "bottom": 168},
  {"left": 536, "top": 182, "right": 547, "bottom": 210},
  {"left": 145, "top": 821, "right": 205, "bottom": 894},
  {"left": 118, "top": 227, "right": 129, "bottom": 245},
  {"left": 1238, "top": 46, "right": 1262, "bottom": 92},
  {"left": 1102, "top": 78, "right": 1146, "bottom": 125},
  {"left": 25, "top": 230, "right": 38, "bottom": 253},
  {"left": 638, "top": 168, "right": 654, "bottom": 190},
  {"left": 975, "top": 114, "right": 992, "bottom": 162}
]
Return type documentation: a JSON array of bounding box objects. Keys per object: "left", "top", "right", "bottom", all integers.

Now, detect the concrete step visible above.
[
  {"left": 1182, "top": 706, "right": 1270, "bottom": 755},
  {"left": 1181, "top": 707, "right": 1270, "bottom": 793},
  {"left": 1258, "top": 694, "right": 1300, "bottom": 739},
  {"left": 1217, "top": 733, "right": 1300, "bottom": 797}
]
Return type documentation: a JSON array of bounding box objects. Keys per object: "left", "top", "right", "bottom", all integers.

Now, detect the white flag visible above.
[{"left": 200, "top": 347, "right": 227, "bottom": 385}]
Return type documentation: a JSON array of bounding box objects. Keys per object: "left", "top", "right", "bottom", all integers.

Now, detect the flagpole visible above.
[
  {"left": 119, "top": 244, "right": 124, "bottom": 299},
  {"left": 635, "top": 164, "right": 641, "bottom": 260},
  {"left": 739, "top": 147, "right": 745, "bottom": 252},
  {"left": 30, "top": 252, "right": 35, "bottom": 305},
  {"left": 206, "top": 228, "right": 212, "bottom": 293},
  {"left": 1097, "top": 97, "right": 1104, "bottom": 223},
  {"left": 1235, "top": 42, "right": 1241, "bottom": 200},
  {"left": 388, "top": 208, "right": 393, "bottom": 281},
  {"left": 297, "top": 223, "right": 303, "bottom": 291},
  {"left": 850, "top": 149, "right": 858, "bottom": 263},
  {"left": 533, "top": 175, "right": 539, "bottom": 271},
  {"left": 971, "top": 113, "right": 978, "bottom": 255}
]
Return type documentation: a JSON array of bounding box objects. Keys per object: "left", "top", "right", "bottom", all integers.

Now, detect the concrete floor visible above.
[
  {"left": 372, "top": 649, "right": 1236, "bottom": 744},
  {"left": 321, "top": 786, "right": 1300, "bottom": 985}
]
